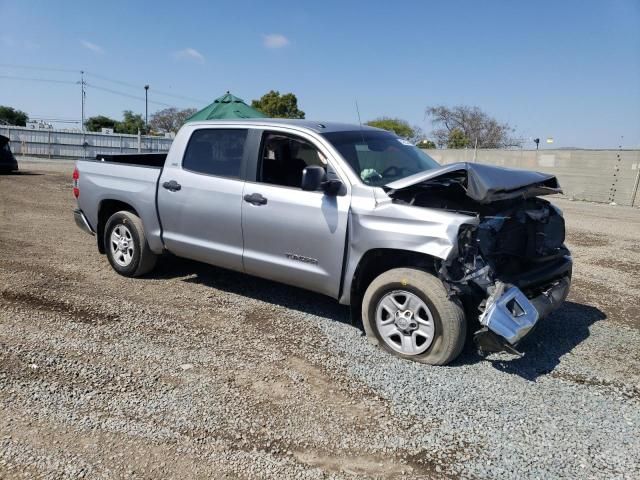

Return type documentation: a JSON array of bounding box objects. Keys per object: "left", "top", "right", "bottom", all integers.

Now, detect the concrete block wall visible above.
[{"left": 423, "top": 149, "right": 640, "bottom": 207}]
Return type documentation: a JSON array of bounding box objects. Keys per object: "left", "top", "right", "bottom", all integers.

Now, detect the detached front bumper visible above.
[
  {"left": 482, "top": 276, "right": 570, "bottom": 343},
  {"left": 73, "top": 208, "right": 95, "bottom": 236},
  {"left": 474, "top": 258, "right": 572, "bottom": 353}
]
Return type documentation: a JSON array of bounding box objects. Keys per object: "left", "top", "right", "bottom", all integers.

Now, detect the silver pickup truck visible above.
[{"left": 73, "top": 119, "right": 571, "bottom": 365}]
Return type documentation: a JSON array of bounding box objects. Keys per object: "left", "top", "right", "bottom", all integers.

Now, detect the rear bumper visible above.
[{"left": 73, "top": 208, "right": 95, "bottom": 236}]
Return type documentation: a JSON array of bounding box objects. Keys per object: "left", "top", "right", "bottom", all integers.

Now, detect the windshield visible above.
[{"left": 322, "top": 130, "right": 440, "bottom": 186}]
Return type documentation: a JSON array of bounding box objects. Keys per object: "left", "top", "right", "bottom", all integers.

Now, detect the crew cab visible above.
[{"left": 73, "top": 119, "right": 572, "bottom": 365}]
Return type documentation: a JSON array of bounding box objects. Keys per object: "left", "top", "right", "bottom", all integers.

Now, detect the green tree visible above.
[
  {"left": 366, "top": 117, "right": 414, "bottom": 139},
  {"left": 0, "top": 106, "right": 28, "bottom": 126},
  {"left": 115, "top": 110, "right": 147, "bottom": 134},
  {"left": 415, "top": 139, "right": 437, "bottom": 149},
  {"left": 251, "top": 90, "right": 305, "bottom": 119},
  {"left": 149, "top": 107, "right": 197, "bottom": 133},
  {"left": 447, "top": 128, "right": 470, "bottom": 149},
  {"left": 84, "top": 115, "right": 118, "bottom": 132}
]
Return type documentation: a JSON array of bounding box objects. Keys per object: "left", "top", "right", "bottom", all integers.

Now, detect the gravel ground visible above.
[{"left": 1, "top": 159, "right": 639, "bottom": 479}]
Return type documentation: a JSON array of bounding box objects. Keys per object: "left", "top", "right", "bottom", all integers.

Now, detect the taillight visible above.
[{"left": 73, "top": 167, "right": 80, "bottom": 198}]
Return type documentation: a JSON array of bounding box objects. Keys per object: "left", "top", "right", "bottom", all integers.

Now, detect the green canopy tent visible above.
[{"left": 186, "top": 92, "right": 267, "bottom": 121}]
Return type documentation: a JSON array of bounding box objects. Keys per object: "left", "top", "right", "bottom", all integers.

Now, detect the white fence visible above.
[{"left": 0, "top": 126, "right": 172, "bottom": 159}]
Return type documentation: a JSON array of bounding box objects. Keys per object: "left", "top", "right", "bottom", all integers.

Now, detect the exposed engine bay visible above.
[{"left": 386, "top": 163, "right": 572, "bottom": 354}]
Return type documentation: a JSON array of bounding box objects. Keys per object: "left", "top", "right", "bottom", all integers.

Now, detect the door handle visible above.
[
  {"left": 243, "top": 193, "right": 268, "bottom": 206},
  {"left": 162, "top": 180, "right": 181, "bottom": 192}
]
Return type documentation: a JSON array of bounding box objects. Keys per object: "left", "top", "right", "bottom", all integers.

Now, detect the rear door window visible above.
[{"left": 182, "top": 129, "right": 248, "bottom": 178}]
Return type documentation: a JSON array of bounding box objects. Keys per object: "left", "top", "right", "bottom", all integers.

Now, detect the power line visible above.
[
  {"left": 84, "top": 71, "right": 146, "bottom": 90},
  {"left": 0, "top": 73, "right": 183, "bottom": 108},
  {"left": 85, "top": 82, "right": 177, "bottom": 108},
  {"left": 0, "top": 63, "right": 79, "bottom": 73},
  {"left": 1, "top": 64, "right": 206, "bottom": 126},
  {"left": 84, "top": 71, "right": 206, "bottom": 104},
  {"left": 0, "top": 62, "right": 207, "bottom": 105},
  {"left": 0, "top": 74, "right": 76, "bottom": 84}
]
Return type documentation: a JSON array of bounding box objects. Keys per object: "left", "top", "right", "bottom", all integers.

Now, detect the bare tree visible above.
[
  {"left": 149, "top": 107, "right": 197, "bottom": 133},
  {"left": 425, "top": 105, "right": 521, "bottom": 149}
]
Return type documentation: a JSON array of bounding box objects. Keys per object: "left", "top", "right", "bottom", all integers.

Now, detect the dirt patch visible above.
[
  {"left": 590, "top": 257, "right": 640, "bottom": 276},
  {"left": 623, "top": 243, "right": 640, "bottom": 253},
  {"left": 566, "top": 231, "right": 610, "bottom": 248},
  {"left": 295, "top": 451, "right": 412, "bottom": 477},
  {"left": 549, "top": 371, "right": 639, "bottom": 400},
  {"left": 1, "top": 290, "right": 118, "bottom": 325},
  {"left": 569, "top": 277, "right": 639, "bottom": 329}
]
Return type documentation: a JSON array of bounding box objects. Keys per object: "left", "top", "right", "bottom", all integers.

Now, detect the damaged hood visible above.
[{"left": 386, "top": 162, "right": 562, "bottom": 204}]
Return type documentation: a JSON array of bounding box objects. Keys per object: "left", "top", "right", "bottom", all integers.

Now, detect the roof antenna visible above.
[{"left": 355, "top": 100, "right": 365, "bottom": 143}]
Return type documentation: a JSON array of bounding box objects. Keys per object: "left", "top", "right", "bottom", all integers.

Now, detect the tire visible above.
[
  {"left": 104, "top": 211, "right": 157, "bottom": 277},
  {"left": 361, "top": 268, "right": 466, "bottom": 365}
]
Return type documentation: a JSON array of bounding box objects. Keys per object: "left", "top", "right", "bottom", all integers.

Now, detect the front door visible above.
[
  {"left": 241, "top": 131, "right": 350, "bottom": 298},
  {"left": 157, "top": 127, "right": 248, "bottom": 272}
]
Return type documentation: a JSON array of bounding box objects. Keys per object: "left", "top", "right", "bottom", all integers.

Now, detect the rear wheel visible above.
[
  {"left": 104, "top": 211, "right": 157, "bottom": 277},
  {"left": 362, "top": 268, "right": 466, "bottom": 365}
]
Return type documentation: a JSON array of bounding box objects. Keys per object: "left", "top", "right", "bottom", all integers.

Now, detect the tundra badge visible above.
[{"left": 285, "top": 253, "right": 318, "bottom": 265}]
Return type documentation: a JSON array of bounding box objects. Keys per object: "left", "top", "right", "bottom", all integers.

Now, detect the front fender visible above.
[{"left": 339, "top": 199, "right": 478, "bottom": 305}]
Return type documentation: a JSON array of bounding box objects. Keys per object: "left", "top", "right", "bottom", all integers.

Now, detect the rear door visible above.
[
  {"left": 241, "top": 130, "right": 350, "bottom": 298},
  {"left": 157, "top": 127, "right": 248, "bottom": 271}
]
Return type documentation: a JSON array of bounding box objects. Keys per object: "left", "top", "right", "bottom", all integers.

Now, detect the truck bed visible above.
[
  {"left": 75, "top": 157, "right": 165, "bottom": 253},
  {"left": 95, "top": 153, "right": 167, "bottom": 168}
]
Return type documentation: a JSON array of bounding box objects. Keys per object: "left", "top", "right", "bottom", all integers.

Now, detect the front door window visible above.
[{"left": 259, "top": 132, "right": 327, "bottom": 189}]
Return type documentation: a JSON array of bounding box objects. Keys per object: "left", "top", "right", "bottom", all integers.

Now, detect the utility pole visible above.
[
  {"left": 79, "top": 70, "right": 86, "bottom": 131},
  {"left": 144, "top": 85, "right": 149, "bottom": 129}
]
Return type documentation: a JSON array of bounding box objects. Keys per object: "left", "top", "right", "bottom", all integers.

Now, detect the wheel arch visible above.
[
  {"left": 348, "top": 248, "right": 441, "bottom": 314},
  {"left": 97, "top": 199, "right": 140, "bottom": 254}
]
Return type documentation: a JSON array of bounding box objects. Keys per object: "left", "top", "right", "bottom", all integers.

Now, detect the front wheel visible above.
[
  {"left": 361, "top": 268, "right": 466, "bottom": 365},
  {"left": 104, "top": 211, "right": 157, "bottom": 277}
]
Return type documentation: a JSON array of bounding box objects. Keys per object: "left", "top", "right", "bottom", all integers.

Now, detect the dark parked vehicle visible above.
[{"left": 0, "top": 135, "right": 18, "bottom": 173}]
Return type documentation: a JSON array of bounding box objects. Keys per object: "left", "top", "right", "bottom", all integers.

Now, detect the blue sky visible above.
[{"left": 1, "top": 0, "right": 639, "bottom": 148}]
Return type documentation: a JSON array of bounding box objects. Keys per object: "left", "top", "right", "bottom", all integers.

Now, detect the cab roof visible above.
[{"left": 185, "top": 118, "right": 384, "bottom": 134}]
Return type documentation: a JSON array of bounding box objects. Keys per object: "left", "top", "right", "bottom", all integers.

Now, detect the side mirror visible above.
[
  {"left": 322, "top": 179, "right": 344, "bottom": 195},
  {"left": 301, "top": 165, "right": 344, "bottom": 195},
  {"left": 301, "top": 165, "right": 326, "bottom": 191}
]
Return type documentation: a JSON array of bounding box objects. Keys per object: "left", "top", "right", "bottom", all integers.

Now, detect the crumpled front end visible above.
[
  {"left": 386, "top": 162, "right": 573, "bottom": 353},
  {"left": 439, "top": 198, "right": 572, "bottom": 353}
]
